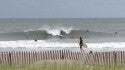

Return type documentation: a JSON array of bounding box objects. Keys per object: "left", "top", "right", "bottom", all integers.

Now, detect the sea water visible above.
[{"left": 0, "top": 18, "right": 125, "bottom": 52}]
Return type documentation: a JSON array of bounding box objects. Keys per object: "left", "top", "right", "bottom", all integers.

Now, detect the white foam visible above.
[
  {"left": 0, "top": 40, "right": 125, "bottom": 52},
  {"left": 60, "top": 27, "right": 73, "bottom": 34},
  {"left": 41, "top": 25, "right": 73, "bottom": 36},
  {"left": 86, "top": 42, "right": 125, "bottom": 52},
  {"left": 47, "top": 29, "right": 61, "bottom": 36},
  {"left": 46, "top": 28, "right": 72, "bottom": 36},
  {"left": 23, "top": 25, "right": 73, "bottom": 36},
  {"left": 0, "top": 40, "right": 78, "bottom": 48}
]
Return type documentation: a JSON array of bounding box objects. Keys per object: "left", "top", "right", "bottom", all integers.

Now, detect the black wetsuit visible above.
[{"left": 79, "top": 37, "right": 83, "bottom": 49}]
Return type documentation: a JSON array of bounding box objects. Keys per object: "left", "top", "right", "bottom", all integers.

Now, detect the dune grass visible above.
[{"left": 0, "top": 60, "right": 125, "bottom": 70}]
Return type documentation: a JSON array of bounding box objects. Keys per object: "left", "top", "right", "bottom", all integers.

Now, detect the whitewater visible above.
[{"left": 0, "top": 40, "right": 125, "bottom": 52}]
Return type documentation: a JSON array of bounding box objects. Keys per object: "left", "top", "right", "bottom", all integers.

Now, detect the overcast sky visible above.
[{"left": 0, "top": 0, "right": 125, "bottom": 18}]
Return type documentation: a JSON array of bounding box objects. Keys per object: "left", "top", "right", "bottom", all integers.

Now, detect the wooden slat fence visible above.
[{"left": 0, "top": 50, "right": 125, "bottom": 65}]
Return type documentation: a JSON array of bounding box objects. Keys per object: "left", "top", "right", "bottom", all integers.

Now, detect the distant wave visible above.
[{"left": 0, "top": 28, "right": 114, "bottom": 40}]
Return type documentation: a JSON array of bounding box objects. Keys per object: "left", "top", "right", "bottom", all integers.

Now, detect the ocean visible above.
[{"left": 0, "top": 18, "right": 125, "bottom": 52}]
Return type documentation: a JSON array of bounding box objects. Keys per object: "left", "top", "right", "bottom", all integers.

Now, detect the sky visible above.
[{"left": 0, "top": 0, "right": 125, "bottom": 18}]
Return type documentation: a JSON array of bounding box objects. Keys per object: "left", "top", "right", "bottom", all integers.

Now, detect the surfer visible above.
[
  {"left": 115, "top": 32, "right": 117, "bottom": 34},
  {"left": 79, "top": 37, "right": 88, "bottom": 52},
  {"left": 59, "top": 30, "right": 63, "bottom": 38},
  {"left": 34, "top": 38, "right": 37, "bottom": 41},
  {"left": 79, "top": 37, "right": 83, "bottom": 51},
  {"left": 87, "top": 29, "right": 89, "bottom": 32}
]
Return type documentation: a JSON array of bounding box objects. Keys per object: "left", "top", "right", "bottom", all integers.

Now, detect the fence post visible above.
[
  {"left": 61, "top": 50, "right": 64, "bottom": 59},
  {"left": 9, "top": 52, "right": 12, "bottom": 65},
  {"left": 113, "top": 51, "right": 116, "bottom": 64},
  {"left": 0, "top": 52, "right": 1, "bottom": 63}
]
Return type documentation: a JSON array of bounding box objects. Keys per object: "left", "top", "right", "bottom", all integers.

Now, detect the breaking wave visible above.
[{"left": 0, "top": 27, "right": 115, "bottom": 40}]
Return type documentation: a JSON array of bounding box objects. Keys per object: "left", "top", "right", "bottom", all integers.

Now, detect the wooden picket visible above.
[{"left": 0, "top": 50, "right": 125, "bottom": 65}]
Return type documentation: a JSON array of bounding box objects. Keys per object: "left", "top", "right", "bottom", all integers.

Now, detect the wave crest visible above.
[{"left": 0, "top": 27, "right": 113, "bottom": 40}]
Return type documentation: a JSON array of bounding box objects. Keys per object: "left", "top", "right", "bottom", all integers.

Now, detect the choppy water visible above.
[{"left": 0, "top": 18, "right": 125, "bottom": 52}]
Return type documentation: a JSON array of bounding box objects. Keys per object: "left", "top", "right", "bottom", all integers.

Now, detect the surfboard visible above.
[
  {"left": 58, "top": 35, "right": 63, "bottom": 37},
  {"left": 83, "top": 42, "right": 88, "bottom": 48},
  {"left": 75, "top": 38, "right": 88, "bottom": 48}
]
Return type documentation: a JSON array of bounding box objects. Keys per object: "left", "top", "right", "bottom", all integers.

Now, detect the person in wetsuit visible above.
[
  {"left": 59, "top": 30, "right": 63, "bottom": 38},
  {"left": 79, "top": 37, "right": 83, "bottom": 51},
  {"left": 34, "top": 38, "right": 37, "bottom": 42}
]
